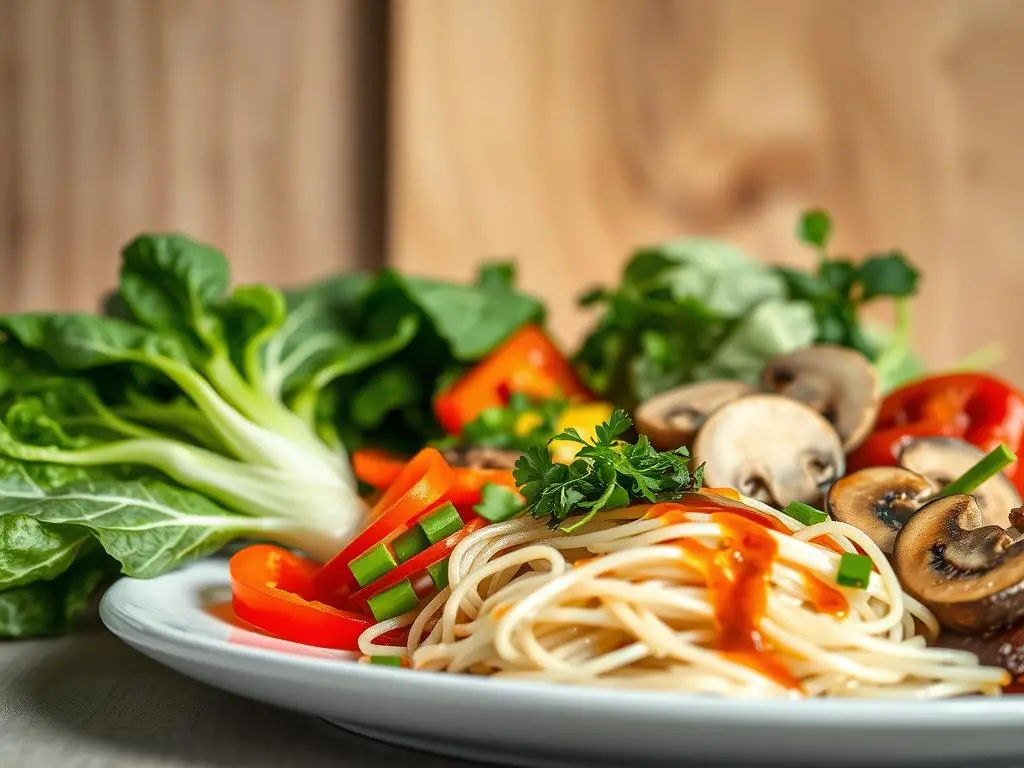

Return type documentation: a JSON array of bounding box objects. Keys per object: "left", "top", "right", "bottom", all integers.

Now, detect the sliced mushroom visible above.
[
  {"left": 893, "top": 494, "right": 1024, "bottom": 633},
  {"left": 440, "top": 446, "right": 520, "bottom": 470},
  {"left": 761, "top": 345, "right": 880, "bottom": 451},
  {"left": 898, "top": 437, "right": 1022, "bottom": 528},
  {"left": 635, "top": 380, "right": 754, "bottom": 450},
  {"left": 693, "top": 394, "right": 844, "bottom": 508},
  {"left": 826, "top": 467, "right": 935, "bottom": 554}
]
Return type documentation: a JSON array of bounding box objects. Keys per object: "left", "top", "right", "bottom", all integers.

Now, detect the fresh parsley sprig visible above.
[{"left": 513, "top": 409, "right": 704, "bottom": 532}]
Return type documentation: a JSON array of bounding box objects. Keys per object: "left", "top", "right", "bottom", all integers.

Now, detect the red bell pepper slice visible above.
[
  {"left": 353, "top": 448, "right": 517, "bottom": 508},
  {"left": 313, "top": 447, "right": 454, "bottom": 601},
  {"left": 849, "top": 373, "right": 1024, "bottom": 491},
  {"left": 434, "top": 324, "right": 592, "bottom": 435},
  {"left": 230, "top": 544, "right": 381, "bottom": 651},
  {"left": 347, "top": 518, "right": 487, "bottom": 607}
]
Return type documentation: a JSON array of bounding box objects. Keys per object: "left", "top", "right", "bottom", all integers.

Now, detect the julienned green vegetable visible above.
[
  {"left": 574, "top": 211, "right": 922, "bottom": 408},
  {"left": 0, "top": 234, "right": 542, "bottom": 637}
]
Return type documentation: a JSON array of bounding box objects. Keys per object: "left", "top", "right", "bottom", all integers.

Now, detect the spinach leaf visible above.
[{"left": 370, "top": 268, "right": 544, "bottom": 360}]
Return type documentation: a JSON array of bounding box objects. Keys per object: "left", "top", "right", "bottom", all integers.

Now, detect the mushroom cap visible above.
[
  {"left": 898, "top": 437, "right": 1022, "bottom": 528},
  {"left": 826, "top": 467, "right": 934, "bottom": 554},
  {"left": 440, "top": 446, "right": 520, "bottom": 470},
  {"left": 635, "top": 380, "right": 755, "bottom": 451},
  {"left": 892, "top": 493, "right": 1024, "bottom": 633},
  {"left": 761, "top": 345, "right": 880, "bottom": 451},
  {"left": 693, "top": 393, "right": 845, "bottom": 508}
]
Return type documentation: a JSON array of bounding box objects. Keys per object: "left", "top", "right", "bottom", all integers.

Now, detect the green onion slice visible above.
[
  {"left": 348, "top": 542, "right": 398, "bottom": 587},
  {"left": 836, "top": 552, "right": 873, "bottom": 590},
  {"left": 369, "top": 655, "right": 404, "bottom": 667},
  {"left": 782, "top": 501, "right": 828, "bottom": 527},
  {"left": 419, "top": 502, "right": 463, "bottom": 544},
  {"left": 367, "top": 580, "right": 420, "bottom": 621},
  {"left": 392, "top": 526, "right": 431, "bottom": 564}
]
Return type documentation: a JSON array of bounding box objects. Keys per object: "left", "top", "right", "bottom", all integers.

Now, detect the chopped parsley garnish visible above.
[{"left": 513, "top": 409, "right": 703, "bottom": 532}]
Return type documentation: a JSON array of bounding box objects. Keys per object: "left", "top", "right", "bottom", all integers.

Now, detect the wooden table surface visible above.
[{"left": 0, "top": 611, "right": 476, "bottom": 768}]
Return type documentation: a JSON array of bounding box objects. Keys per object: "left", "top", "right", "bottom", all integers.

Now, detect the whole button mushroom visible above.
[
  {"left": 761, "top": 345, "right": 880, "bottom": 451},
  {"left": 634, "top": 380, "right": 755, "bottom": 450},
  {"left": 692, "top": 394, "right": 845, "bottom": 508},
  {"left": 893, "top": 494, "right": 1024, "bottom": 633}
]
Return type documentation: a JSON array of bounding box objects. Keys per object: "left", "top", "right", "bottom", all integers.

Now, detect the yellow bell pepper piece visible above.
[{"left": 549, "top": 402, "right": 614, "bottom": 464}]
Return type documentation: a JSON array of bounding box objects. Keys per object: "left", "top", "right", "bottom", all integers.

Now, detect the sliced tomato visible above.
[
  {"left": 230, "top": 544, "right": 381, "bottom": 651},
  {"left": 348, "top": 518, "right": 487, "bottom": 607},
  {"left": 313, "top": 447, "right": 454, "bottom": 601}
]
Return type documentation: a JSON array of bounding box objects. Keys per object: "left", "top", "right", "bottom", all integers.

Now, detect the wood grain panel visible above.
[
  {"left": 391, "top": 0, "right": 1024, "bottom": 381},
  {"left": 0, "top": 0, "right": 386, "bottom": 312}
]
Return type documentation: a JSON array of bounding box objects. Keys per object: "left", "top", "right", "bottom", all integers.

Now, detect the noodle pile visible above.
[{"left": 358, "top": 495, "right": 1008, "bottom": 699}]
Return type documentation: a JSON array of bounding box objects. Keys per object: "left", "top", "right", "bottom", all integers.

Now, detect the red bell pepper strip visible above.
[
  {"left": 353, "top": 448, "right": 406, "bottom": 490},
  {"left": 849, "top": 373, "right": 1024, "bottom": 490},
  {"left": 445, "top": 467, "right": 518, "bottom": 507},
  {"left": 347, "top": 517, "right": 487, "bottom": 607},
  {"left": 434, "top": 324, "right": 592, "bottom": 435},
  {"left": 230, "top": 544, "right": 381, "bottom": 651},
  {"left": 313, "top": 447, "right": 454, "bottom": 601},
  {"left": 353, "top": 448, "right": 517, "bottom": 508}
]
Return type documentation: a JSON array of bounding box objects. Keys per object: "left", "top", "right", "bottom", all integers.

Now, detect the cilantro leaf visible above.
[
  {"left": 796, "top": 210, "right": 832, "bottom": 249},
  {"left": 473, "top": 483, "right": 526, "bottom": 523},
  {"left": 857, "top": 252, "right": 919, "bottom": 300},
  {"left": 777, "top": 215, "right": 921, "bottom": 365},
  {"left": 819, "top": 259, "right": 857, "bottom": 297},
  {"left": 514, "top": 409, "right": 703, "bottom": 531}
]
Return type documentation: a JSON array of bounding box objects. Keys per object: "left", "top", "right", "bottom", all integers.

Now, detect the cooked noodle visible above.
[{"left": 358, "top": 495, "right": 1008, "bottom": 699}]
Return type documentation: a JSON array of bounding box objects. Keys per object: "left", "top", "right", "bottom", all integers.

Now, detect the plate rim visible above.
[{"left": 99, "top": 558, "right": 1024, "bottom": 728}]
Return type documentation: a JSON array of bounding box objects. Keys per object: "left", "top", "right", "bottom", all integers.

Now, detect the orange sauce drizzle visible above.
[
  {"left": 802, "top": 570, "right": 849, "bottom": 619},
  {"left": 809, "top": 535, "right": 846, "bottom": 555},
  {"left": 649, "top": 494, "right": 810, "bottom": 691}
]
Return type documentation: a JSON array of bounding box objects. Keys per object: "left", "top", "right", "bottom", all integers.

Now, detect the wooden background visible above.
[
  {"left": 0, "top": 0, "right": 386, "bottom": 310},
  {"left": 392, "top": 0, "right": 1024, "bottom": 378},
  {"left": 3, "top": 0, "right": 1024, "bottom": 378}
]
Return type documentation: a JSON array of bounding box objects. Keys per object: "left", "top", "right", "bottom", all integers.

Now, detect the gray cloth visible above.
[{"left": 0, "top": 611, "right": 476, "bottom": 767}]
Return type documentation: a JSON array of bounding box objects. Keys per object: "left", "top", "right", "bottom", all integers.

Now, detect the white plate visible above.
[{"left": 100, "top": 559, "right": 1024, "bottom": 768}]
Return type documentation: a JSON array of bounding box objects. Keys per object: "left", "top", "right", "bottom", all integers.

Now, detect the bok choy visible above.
[{"left": 0, "top": 234, "right": 542, "bottom": 636}]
